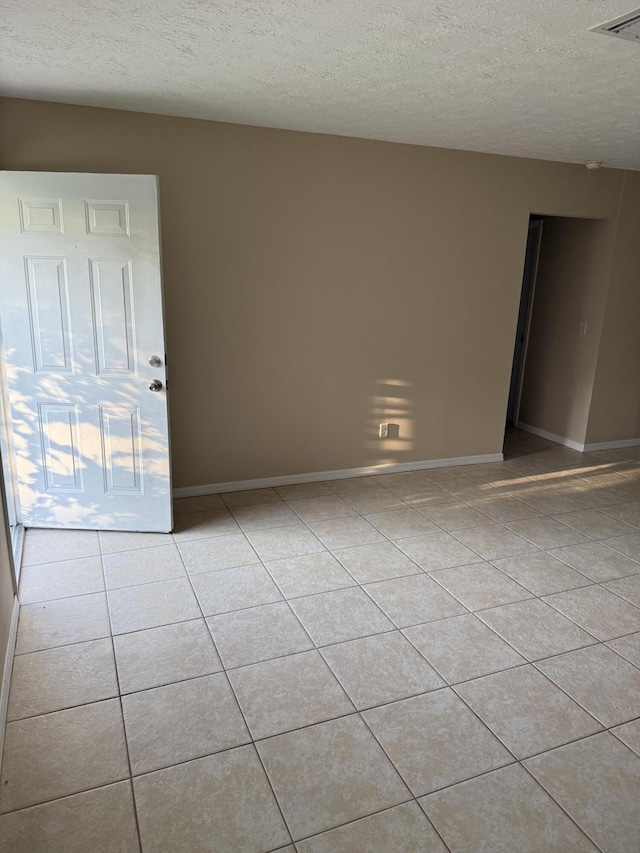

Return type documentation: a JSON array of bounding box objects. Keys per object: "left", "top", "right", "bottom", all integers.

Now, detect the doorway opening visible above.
[
  {"left": 504, "top": 213, "right": 609, "bottom": 455},
  {"left": 505, "top": 217, "right": 543, "bottom": 429}
]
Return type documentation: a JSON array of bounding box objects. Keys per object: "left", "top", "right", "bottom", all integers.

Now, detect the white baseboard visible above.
[
  {"left": 0, "top": 595, "right": 20, "bottom": 764},
  {"left": 517, "top": 422, "right": 640, "bottom": 454},
  {"left": 583, "top": 438, "right": 640, "bottom": 452},
  {"left": 172, "top": 452, "right": 505, "bottom": 498},
  {"left": 516, "top": 422, "right": 586, "bottom": 452}
]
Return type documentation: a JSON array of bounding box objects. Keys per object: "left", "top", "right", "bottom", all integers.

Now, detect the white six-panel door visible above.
[{"left": 0, "top": 172, "right": 172, "bottom": 531}]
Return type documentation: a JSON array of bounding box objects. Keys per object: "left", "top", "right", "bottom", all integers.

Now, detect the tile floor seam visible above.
[
  {"left": 356, "top": 687, "right": 520, "bottom": 801},
  {"left": 528, "top": 654, "right": 640, "bottom": 724},
  {"left": 516, "top": 756, "right": 607, "bottom": 853},
  {"left": 97, "top": 536, "right": 145, "bottom": 853},
  {"left": 206, "top": 673, "right": 296, "bottom": 850},
  {"left": 135, "top": 537, "right": 295, "bottom": 849},
  {"left": 293, "top": 798, "right": 453, "bottom": 852},
  {"left": 8, "top": 434, "right": 640, "bottom": 850},
  {"left": 541, "top": 586, "right": 640, "bottom": 641}
]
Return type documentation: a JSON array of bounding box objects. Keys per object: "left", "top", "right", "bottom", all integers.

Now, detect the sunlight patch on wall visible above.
[{"left": 365, "top": 378, "right": 415, "bottom": 466}]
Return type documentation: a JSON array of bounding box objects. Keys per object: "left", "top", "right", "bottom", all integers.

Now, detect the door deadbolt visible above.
[
  {"left": 149, "top": 355, "right": 162, "bottom": 367},
  {"left": 149, "top": 380, "right": 163, "bottom": 392}
]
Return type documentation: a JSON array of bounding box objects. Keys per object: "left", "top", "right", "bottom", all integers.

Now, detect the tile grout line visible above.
[
  {"left": 173, "top": 533, "right": 297, "bottom": 851},
  {"left": 97, "top": 533, "right": 145, "bottom": 853},
  {"left": 8, "top": 443, "right": 640, "bottom": 845}
]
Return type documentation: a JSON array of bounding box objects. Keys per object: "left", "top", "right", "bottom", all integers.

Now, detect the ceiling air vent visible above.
[{"left": 591, "top": 7, "right": 640, "bottom": 42}]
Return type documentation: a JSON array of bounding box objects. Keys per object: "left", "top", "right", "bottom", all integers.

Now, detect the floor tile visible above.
[
  {"left": 308, "top": 516, "right": 385, "bottom": 549},
  {"left": 552, "top": 509, "right": 637, "bottom": 540},
  {"left": 230, "top": 502, "right": 301, "bottom": 530},
  {"left": 228, "top": 650, "right": 354, "bottom": 738},
  {"left": 98, "top": 530, "right": 170, "bottom": 554},
  {"left": 191, "top": 563, "right": 282, "bottom": 616},
  {"left": 490, "top": 551, "right": 590, "bottom": 596},
  {"left": 443, "top": 482, "right": 504, "bottom": 501},
  {"left": 524, "top": 732, "right": 640, "bottom": 853},
  {"left": 604, "top": 573, "right": 640, "bottom": 607},
  {"left": 133, "top": 745, "right": 290, "bottom": 853},
  {"left": 257, "top": 715, "right": 410, "bottom": 841},
  {"left": 505, "top": 517, "right": 590, "bottom": 549},
  {"left": 122, "top": 673, "right": 249, "bottom": 774},
  {"left": 452, "top": 522, "right": 538, "bottom": 560},
  {"left": 173, "top": 493, "right": 225, "bottom": 514},
  {"left": 404, "top": 613, "right": 525, "bottom": 684},
  {"left": 601, "top": 501, "right": 640, "bottom": 528},
  {"left": 417, "top": 501, "right": 490, "bottom": 532},
  {"left": 113, "top": 619, "right": 221, "bottom": 693},
  {"left": 390, "top": 483, "right": 456, "bottom": 506},
  {"left": 333, "top": 541, "right": 421, "bottom": 584},
  {"left": 8, "top": 638, "right": 118, "bottom": 721},
  {"left": 429, "top": 562, "right": 533, "bottom": 611},
  {"left": 397, "top": 532, "right": 481, "bottom": 571},
  {"left": 606, "top": 632, "right": 640, "bottom": 667},
  {"left": 365, "top": 508, "right": 441, "bottom": 539},
  {"left": 177, "top": 533, "right": 259, "bottom": 574},
  {"left": 220, "top": 487, "right": 283, "bottom": 507},
  {"left": 321, "top": 631, "right": 444, "bottom": 709},
  {"left": 603, "top": 532, "right": 640, "bottom": 562},
  {"left": 286, "top": 495, "right": 357, "bottom": 522},
  {"left": 362, "top": 689, "right": 512, "bottom": 796},
  {"left": 455, "top": 666, "right": 602, "bottom": 758},
  {"left": 420, "top": 764, "right": 596, "bottom": 853},
  {"left": 10, "top": 440, "right": 640, "bottom": 852},
  {"left": 207, "top": 601, "right": 313, "bottom": 668},
  {"left": 264, "top": 551, "right": 355, "bottom": 598},
  {"left": 18, "top": 556, "right": 104, "bottom": 604},
  {"left": 275, "top": 481, "right": 334, "bottom": 500},
  {"left": 102, "top": 543, "right": 185, "bottom": 589},
  {"left": 331, "top": 475, "right": 381, "bottom": 493},
  {"left": 15, "top": 593, "right": 110, "bottom": 654},
  {"left": 552, "top": 482, "right": 623, "bottom": 508},
  {"left": 549, "top": 541, "right": 640, "bottom": 583},
  {"left": 171, "top": 508, "right": 240, "bottom": 541},
  {"left": 0, "top": 699, "right": 129, "bottom": 813},
  {"left": 107, "top": 577, "right": 200, "bottom": 634},
  {"left": 289, "top": 587, "right": 393, "bottom": 646},
  {"left": 246, "top": 524, "right": 325, "bottom": 561},
  {"left": 478, "top": 598, "right": 596, "bottom": 660},
  {"left": 536, "top": 644, "right": 640, "bottom": 727},
  {"left": 341, "top": 489, "right": 406, "bottom": 514},
  {"left": 22, "top": 529, "right": 100, "bottom": 565},
  {"left": 364, "top": 574, "right": 467, "bottom": 628},
  {"left": 544, "top": 585, "right": 640, "bottom": 640},
  {"left": 0, "top": 781, "right": 140, "bottom": 853},
  {"left": 296, "top": 801, "right": 447, "bottom": 853},
  {"left": 469, "top": 494, "right": 541, "bottom": 523},
  {"left": 516, "top": 489, "right": 587, "bottom": 515},
  {"left": 611, "top": 719, "right": 640, "bottom": 755}
]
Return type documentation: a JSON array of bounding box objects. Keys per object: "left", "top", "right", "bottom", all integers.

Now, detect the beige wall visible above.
[
  {"left": 587, "top": 170, "right": 640, "bottom": 444},
  {"left": 0, "top": 97, "right": 633, "bottom": 486},
  {"left": 518, "top": 217, "right": 614, "bottom": 444}
]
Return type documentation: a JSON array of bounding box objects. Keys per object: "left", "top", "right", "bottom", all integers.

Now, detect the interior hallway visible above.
[{"left": 1, "top": 428, "right": 640, "bottom": 851}]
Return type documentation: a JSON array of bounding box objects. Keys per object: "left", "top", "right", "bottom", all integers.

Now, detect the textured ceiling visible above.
[{"left": 2, "top": 1, "right": 640, "bottom": 169}]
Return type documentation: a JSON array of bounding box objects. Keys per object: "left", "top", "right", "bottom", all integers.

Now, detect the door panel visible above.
[
  {"left": 26, "top": 256, "right": 73, "bottom": 372},
  {"left": 0, "top": 172, "right": 172, "bottom": 531},
  {"left": 89, "top": 258, "right": 136, "bottom": 375}
]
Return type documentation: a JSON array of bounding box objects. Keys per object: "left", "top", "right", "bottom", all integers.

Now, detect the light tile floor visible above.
[{"left": 2, "top": 429, "right": 640, "bottom": 851}]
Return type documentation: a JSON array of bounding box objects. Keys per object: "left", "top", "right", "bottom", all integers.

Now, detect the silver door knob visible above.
[
  {"left": 149, "top": 380, "right": 163, "bottom": 392},
  {"left": 149, "top": 355, "right": 162, "bottom": 367}
]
